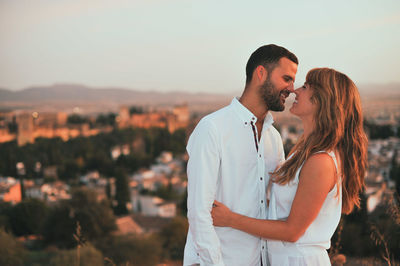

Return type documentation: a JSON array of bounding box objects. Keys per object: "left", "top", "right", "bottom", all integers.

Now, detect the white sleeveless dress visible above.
[{"left": 267, "top": 151, "right": 341, "bottom": 266}]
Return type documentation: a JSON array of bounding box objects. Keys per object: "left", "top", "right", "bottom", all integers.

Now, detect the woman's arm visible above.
[{"left": 211, "top": 153, "right": 337, "bottom": 242}]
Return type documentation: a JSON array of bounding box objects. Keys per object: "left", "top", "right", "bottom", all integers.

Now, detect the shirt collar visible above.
[{"left": 230, "top": 97, "right": 274, "bottom": 128}]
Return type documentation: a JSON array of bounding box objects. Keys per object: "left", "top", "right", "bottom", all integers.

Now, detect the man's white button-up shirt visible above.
[{"left": 183, "top": 98, "right": 285, "bottom": 266}]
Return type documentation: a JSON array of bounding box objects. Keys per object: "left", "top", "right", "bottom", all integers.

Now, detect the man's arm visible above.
[
  {"left": 212, "top": 153, "right": 336, "bottom": 242},
  {"left": 186, "top": 118, "right": 224, "bottom": 266}
]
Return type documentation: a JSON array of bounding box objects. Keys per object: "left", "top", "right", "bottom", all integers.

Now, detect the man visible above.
[{"left": 183, "top": 44, "right": 298, "bottom": 266}]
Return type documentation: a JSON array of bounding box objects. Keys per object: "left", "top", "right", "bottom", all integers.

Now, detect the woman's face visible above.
[{"left": 289, "top": 83, "right": 317, "bottom": 119}]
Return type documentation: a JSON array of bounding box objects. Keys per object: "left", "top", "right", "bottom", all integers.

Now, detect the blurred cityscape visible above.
[{"left": 0, "top": 86, "right": 399, "bottom": 265}]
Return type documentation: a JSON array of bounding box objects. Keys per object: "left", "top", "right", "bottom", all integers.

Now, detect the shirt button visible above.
[
  {"left": 261, "top": 200, "right": 264, "bottom": 203},
  {"left": 260, "top": 177, "right": 263, "bottom": 181},
  {"left": 245, "top": 122, "right": 247, "bottom": 125},
  {"left": 259, "top": 154, "right": 261, "bottom": 158},
  {"left": 262, "top": 246, "right": 265, "bottom": 249}
]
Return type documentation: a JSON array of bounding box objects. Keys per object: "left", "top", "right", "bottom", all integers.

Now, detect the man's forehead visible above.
[{"left": 277, "top": 57, "right": 298, "bottom": 74}]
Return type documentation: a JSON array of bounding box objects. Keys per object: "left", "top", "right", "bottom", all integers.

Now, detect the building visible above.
[
  {"left": 16, "top": 113, "right": 34, "bottom": 146},
  {"left": 0, "top": 177, "right": 22, "bottom": 204},
  {"left": 0, "top": 111, "right": 110, "bottom": 145},
  {"left": 118, "top": 104, "right": 189, "bottom": 133},
  {"left": 114, "top": 216, "right": 143, "bottom": 235},
  {"left": 131, "top": 214, "right": 172, "bottom": 234},
  {"left": 131, "top": 195, "right": 176, "bottom": 218}
]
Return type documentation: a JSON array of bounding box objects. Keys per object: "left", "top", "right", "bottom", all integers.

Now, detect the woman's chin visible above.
[{"left": 289, "top": 108, "right": 301, "bottom": 119}]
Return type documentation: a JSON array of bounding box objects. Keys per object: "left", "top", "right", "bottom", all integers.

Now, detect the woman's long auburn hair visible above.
[{"left": 271, "top": 68, "right": 368, "bottom": 214}]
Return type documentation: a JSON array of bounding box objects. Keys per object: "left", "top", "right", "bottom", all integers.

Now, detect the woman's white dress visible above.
[{"left": 267, "top": 151, "right": 341, "bottom": 266}]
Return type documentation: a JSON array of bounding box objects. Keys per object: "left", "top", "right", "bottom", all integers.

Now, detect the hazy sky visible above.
[{"left": 1, "top": 0, "right": 399, "bottom": 93}]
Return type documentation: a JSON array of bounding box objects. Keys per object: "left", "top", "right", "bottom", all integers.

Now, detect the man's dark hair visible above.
[{"left": 245, "top": 44, "right": 298, "bottom": 84}]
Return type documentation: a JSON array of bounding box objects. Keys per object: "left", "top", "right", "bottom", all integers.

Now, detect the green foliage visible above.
[
  {"left": 144, "top": 128, "right": 187, "bottom": 158},
  {"left": 339, "top": 221, "right": 376, "bottom": 256},
  {"left": 42, "top": 203, "right": 77, "bottom": 248},
  {"left": 179, "top": 189, "right": 188, "bottom": 216},
  {"left": 95, "top": 113, "right": 116, "bottom": 127},
  {"left": 368, "top": 203, "right": 400, "bottom": 261},
  {"left": 153, "top": 183, "right": 181, "bottom": 201},
  {"left": 390, "top": 150, "right": 400, "bottom": 197},
  {"left": 85, "top": 150, "right": 114, "bottom": 176},
  {"left": 24, "top": 250, "right": 53, "bottom": 266},
  {"left": 42, "top": 188, "right": 116, "bottom": 249},
  {"left": 57, "top": 158, "right": 81, "bottom": 181},
  {"left": 158, "top": 216, "right": 189, "bottom": 260},
  {"left": 9, "top": 198, "right": 49, "bottom": 236},
  {"left": 332, "top": 192, "right": 400, "bottom": 261},
  {"left": 364, "top": 120, "right": 396, "bottom": 139},
  {"left": 67, "top": 114, "right": 90, "bottom": 125},
  {"left": 0, "top": 141, "right": 20, "bottom": 177},
  {"left": 24, "top": 245, "right": 104, "bottom": 266},
  {"left": 48, "top": 244, "right": 104, "bottom": 266},
  {"left": 115, "top": 153, "right": 152, "bottom": 173},
  {"left": 7, "top": 120, "right": 18, "bottom": 133},
  {"left": 70, "top": 188, "right": 117, "bottom": 240},
  {"left": 0, "top": 127, "right": 186, "bottom": 182},
  {"left": 129, "top": 106, "right": 144, "bottom": 115},
  {"left": 97, "top": 235, "right": 162, "bottom": 266},
  {"left": 0, "top": 229, "right": 27, "bottom": 266},
  {"left": 114, "top": 168, "right": 130, "bottom": 215},
  {"left": 169, "top": 129, "right": 187, "bottom": 155},
  {"left": 0, "top": 201, "right": 12, "bottom": 232}
]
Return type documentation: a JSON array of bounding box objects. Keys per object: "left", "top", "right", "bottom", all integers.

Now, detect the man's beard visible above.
[{"left": 260, "top": 78, "right": 286, "bottom": 112}]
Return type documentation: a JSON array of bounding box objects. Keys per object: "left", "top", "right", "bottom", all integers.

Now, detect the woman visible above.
[{"left": 211, "top": 68, "right": 368, "bottom": 265}]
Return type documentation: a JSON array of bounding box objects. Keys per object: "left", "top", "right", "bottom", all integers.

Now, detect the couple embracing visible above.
[{"left": 183, "top": 44, "right": 368, "bottom": 266}]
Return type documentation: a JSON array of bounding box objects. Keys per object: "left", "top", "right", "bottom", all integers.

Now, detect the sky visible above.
[{"left": 1, "top": 0, "right": 399, "bottom": 93}]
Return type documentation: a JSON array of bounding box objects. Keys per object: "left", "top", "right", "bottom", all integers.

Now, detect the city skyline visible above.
[{"left": 1, "top": 0, "right": 400, "bottom": 93}]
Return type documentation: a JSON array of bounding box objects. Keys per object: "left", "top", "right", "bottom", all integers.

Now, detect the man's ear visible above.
[{"left": 255, "top": 65, "right": 268, "bottom": 83}]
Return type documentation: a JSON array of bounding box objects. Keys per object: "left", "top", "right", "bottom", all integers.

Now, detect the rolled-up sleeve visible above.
[{"left": 186, "top": 118, "right": 224, "bottom": 266}]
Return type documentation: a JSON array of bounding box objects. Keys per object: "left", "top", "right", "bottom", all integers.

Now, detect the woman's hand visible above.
[{"left": 211, "top": 200, "right": 234, "bottom": 227}]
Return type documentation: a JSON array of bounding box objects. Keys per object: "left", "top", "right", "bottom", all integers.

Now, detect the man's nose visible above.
[{"left": 287, "top": 82, "right": 295, "bottom": 92}]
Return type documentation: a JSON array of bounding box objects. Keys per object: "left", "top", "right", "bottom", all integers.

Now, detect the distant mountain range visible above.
[
  {"left": 357, "top": 83, "right": 399, "bottom": 97},
  {"left": 0, "top": 84, "right": 235, "bottom": 104},
  {"left": 0, "top": 84, "right": 238, "bottom": 113},
  {"left": 0, "top": 83, "right": 398, "bottom": 113}
]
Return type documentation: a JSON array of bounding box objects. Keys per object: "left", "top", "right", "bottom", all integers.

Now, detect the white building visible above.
[{"left": 131, "top": 195, "right": 176, "bottom": 218}]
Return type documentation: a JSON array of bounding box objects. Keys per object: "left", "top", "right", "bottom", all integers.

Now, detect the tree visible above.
[
  {"left": 129, "top": 106, "right": 144, "bottom": 115},
  {"left": 58, "top": 159, "right": 81, "bottom": 181},
  {"left": 69, "top": 189, "right": 117, "bottom": 240},
  {"left": 179, "top": 189, "right": 188, "bottom": 216},
  {"left": 48, "top": 244, "right": 104, "bottom": 266},
  {"left": 364, "top": 120, "right": 395, "bottom": 139},
  {"left": 0, "top": 202, "right": 12, "bottom": 232},
  {"left": 42, "top": 188, "right": 116, "bottom": 248},
  {"left": 158, "top": 216, "right": 189, "bottom": 260},
  {"left": 42, "top": 203, "right": 77, "bottom": 248},
  {"left": 96, "top": 235, "right": 162, "bottom": 266},
  {"left": 390, "top": 150, "right": 400, "bottom": 197},
  {"left": 114, "top": 168, "right": 130, "bottom": 215},
  {"left": 9, "top": 198, "right": 49, "bottom": 236},
  {"left": 335, "top": 192, "right": 374, "bottom": 257},
  {"left": 67, "top": 114, "right": 90, "bottom": 125},
  {"left": 95, "top": 113, "right": 116, "bottom": 127},
  {"left": 0, "top": 229, "right": 27, "bottom": 266}
]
